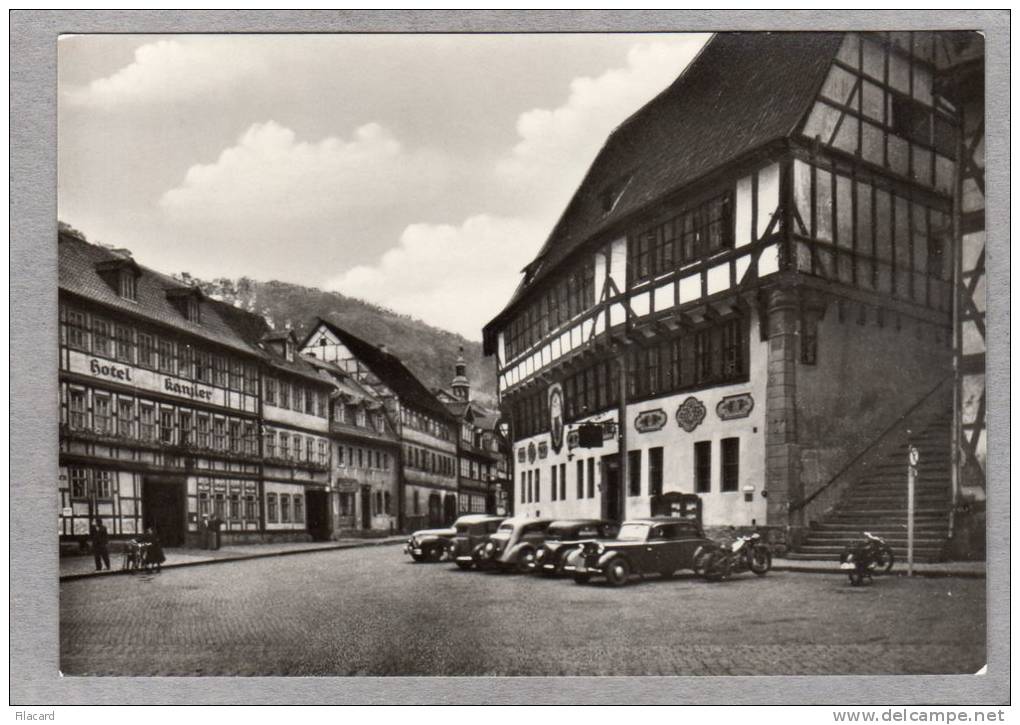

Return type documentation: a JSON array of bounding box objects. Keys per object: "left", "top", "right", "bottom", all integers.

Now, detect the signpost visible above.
[{"left": 907, "top": 443, "right": 920, "bottom": 576}]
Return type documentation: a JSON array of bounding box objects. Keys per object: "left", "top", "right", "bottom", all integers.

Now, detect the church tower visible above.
[{"left": 452, "top": 347, "right": 470, "bottom": 401}]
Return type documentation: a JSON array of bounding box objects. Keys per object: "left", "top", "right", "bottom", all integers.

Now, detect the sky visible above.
[{"left": 58, "top": 33, "right": 710, "bottom": 339}]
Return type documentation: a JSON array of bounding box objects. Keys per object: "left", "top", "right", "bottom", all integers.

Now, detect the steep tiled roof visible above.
[
  {"left": 306, "top": 318, "right": 455, "bottom": 421},
  {"left": 59, "top": 231, "right": 269, "bottom": 357},
  {"left": 483, "top": 32, "right": 842, "bottom": 344}
]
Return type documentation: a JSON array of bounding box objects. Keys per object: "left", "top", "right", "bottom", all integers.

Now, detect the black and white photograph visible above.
[{"left": 9, "top": 9, "right": 1009, "bottom": 709}]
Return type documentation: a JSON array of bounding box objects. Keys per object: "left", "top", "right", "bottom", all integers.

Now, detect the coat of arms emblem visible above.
[
  {"left": 676, "top": 396, "right": 707, "bottom": 433},
  {"left": 548, "top": 383, "right": 564, "bottom": 453}
]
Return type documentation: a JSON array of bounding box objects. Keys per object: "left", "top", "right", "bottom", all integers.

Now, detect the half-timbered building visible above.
[
  {"left": 483, "top": 32, "right": 982, "bottom": 557},
  {"left": 299, "top": 319, "right": 459, "bottom": 532}
]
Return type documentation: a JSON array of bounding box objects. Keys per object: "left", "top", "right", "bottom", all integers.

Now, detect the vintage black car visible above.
[
  {"left": 405, "top": 514, "right": 500, "bottom": 563},
  {"left": 473, "top": 517, "right": 554, "bottom": 573},
  {"left": 446, "top": 515, "right": 506, "bottom": 569},
  {"left": 532, "top": 519, "right": 619, "bottom": 576},
  {"left": 567, "top": 517, "right": 713, "bottom": 586}
]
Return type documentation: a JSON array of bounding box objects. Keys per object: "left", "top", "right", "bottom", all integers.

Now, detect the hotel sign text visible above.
[{"left": 68, "top": 350, "right": 224, "bottom": 407}]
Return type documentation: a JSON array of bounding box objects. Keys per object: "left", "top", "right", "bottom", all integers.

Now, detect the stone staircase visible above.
[{"left": 789, "top": 411, "right": 953, "bottom": 563}]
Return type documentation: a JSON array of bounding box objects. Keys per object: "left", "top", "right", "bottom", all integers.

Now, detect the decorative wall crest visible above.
[
  {"left": 537, "top": 441, "right": 549, "bottom": 459},
  {"left": 634, "top": 409, "right": 668, "bottom": 433},
  {"left": 676, "top": 396, "right": 707, "bottom": 433},
  {"left": 716, "top": 393, "right": 754, "bottom": 421},
  {"left": 548, "top": 383, "right": 564, "bottom": 453},
  {"left": 566, "top": 430, "right": 579, "bottom": 450},
  {"left": 517, "top": 448, "right": 526, "bottom": 463},
  {"left": 527, "top": 442, "right": 537, "bottom": 463}
]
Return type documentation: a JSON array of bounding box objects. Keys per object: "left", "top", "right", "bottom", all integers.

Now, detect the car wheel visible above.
[
  {"left": 659, "top": 567, "right": 675, "bottom": 580},
  {"left": 410, "top": 552, "right": 425, "bottom": 563},
  {"left": 603, "top": 557, "right": 631, "bottom": 587},
  {"left": 514, "top": 547, "right": 536, "bottom": 574},
  {"left": 573, "top": 573, "right": 591, "bottom": 585},
  {"left": 424, "top": 545, "right": 444, "bottom": 563},
  {"left": 692, "top": 547, "right": 713, "bottom": 577},
  {"left": 455, "top": 560, "right": 473, "bottom": 570},
  {"left": 749, "top": 546, "right": 772, "bottom": 576}
]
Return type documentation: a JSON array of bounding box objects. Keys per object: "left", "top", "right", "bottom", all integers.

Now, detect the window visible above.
[
  {"left": 114, "top": 325, "right": 133, "bottom": 362},
  {"left": 93, "top": 319, "right": 111, "bottom": 357},
  {"left": 196, "top": 414, "right": 210, "bottom": 449},
  {"left": 229, "top": 493, "right": 240, "bottom": 520},
  {"left": 521, "top": 471, "right": 527, "bottom": 503},
  {"left": 213, "top": 356, "right": 228, "bottom": 387},
  {"left": 267, "top": 493, "right": 278, "bottom": 523},
  {"left": 534, "top": 469, "right": 541, "bottom": 502},
  {"left": 69, "top": 467, "right": 89, "bottom": 499},
  {"left": 244, "top": 364, "right": 259, "bottom": 395},
  {"left": 138, "top": 333, "right": 155, "bottom": 368},
  {"left": 264, "top": 430, "right": 276, "bottom": 458},
  {"left": 245, "top": 494, "right": 258, "bottom": 520},
  {"left": 721, "top": 438, "right": 740, "bottom": 492},
  {"left": 199, "top": 491, "right": 210, "bottom": 517},
  {"left": 66, "top": 310, "right": 88, "bottom": 351},
  {"left": 293, "top": 495, "right": 304, "bottom": 523},
  {"left": 279, "top": 381, "right": 290, "bottom": 408},
  {"left": 587, "top": 458, "right": 595, "bottom": 498},
  {"left": 212, "top": 418, "right": 226, "bottom": 451},
  {"left": 229, "top": 360, "right": 243, "bottom": 392},
  {"left": 526, "top": 470, "right": 533, "bottom": 503},
  {"left": 559, "top": 463, "right": 566, "bottom": 501},
  {"left": 384, "top": 491, "right": 392, "bottom": 515},
  {"left": 318, "top": 440, "right": 328, "bottom": 465},
  {"left": 179, "top": 345, "right": 193, "bottom": 381},
  {"left": 193, "top": 350, "right": 208, "bottom": 382},
  {"left": 265, "top": 377, "right": 277, "bottom": 406},
  {"left": 695, "top": 441, "right": 712, "bottom": 493},
  {"left": 413, "top": 490, "right": 420, "bottom": 515},
  {"left": 139, "top": 403, "right": 156, "bottom": 441},
  {"left": 280, "top": 494, "right": 291, "bottom": 523},
  {"left": 158, "top": 339, "right": 175, "bottom": 374},
  {"left": 179, "top": 411, "right": 193, "bottom": 446},
  {"left": 119, "top": 271, "right": 136, "bottom": 301},
  {"left": 306, "top": 437, "right": 314, "bottom": 463},
  {"left": 649, "top": 447, "right": 664, "bottom": 498},
  {"left": 631, "top": 193, "right": 733, "bottom": 284},
  {"left": 292, "top": 435, "right": 302, "bottom": 461},
  {"left": 628, "top": 450, "right": 642, "bottom": 496},
  {"left": 159, "top": 408, "right": 176, "bottom": 445},
  {"left": 68, "top": 388, "right": 87, "bottom": 430},
  {"left": 229, "top": 420, "right": 242, "bottom": 453},
  {"left": 117, "top": 398, "right": 134, "bottom": 438},
  {"left": 243, "top": 422, "right": 257, "bottom": 455},
  {"left": 305, "top": 389, "right": 315, "bottom": 415},
  {"left": 93, "top": 469, "right": 114, "bottom": 499}
]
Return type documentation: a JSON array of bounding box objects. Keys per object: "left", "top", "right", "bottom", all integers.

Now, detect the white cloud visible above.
[
  {"left": 326, "top": 215, "right": 545, "bottom": 339},
  {"left": 496, "top": 37, "right": 710, "bottom": 219},
  {"left": 65, "top": 38, "right": 268, "bottom": 108},
  {"left": 157, "top": 120, "right": 451, "bottom": 276}
]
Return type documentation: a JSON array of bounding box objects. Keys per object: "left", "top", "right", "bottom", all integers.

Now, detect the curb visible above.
[
  {"left": 771, "top": 562, "right": 985, "bottom": 579},
  {"left": 60, "top": 538, "right": 405, "bottom": 582}
]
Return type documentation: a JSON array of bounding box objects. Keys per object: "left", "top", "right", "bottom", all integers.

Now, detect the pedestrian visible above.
[
  {"left": 142, "top": 526, "right": 166, "bottom": 573},
  {"left": 90, "top": 519, "right": 110, "bottom": 571}
]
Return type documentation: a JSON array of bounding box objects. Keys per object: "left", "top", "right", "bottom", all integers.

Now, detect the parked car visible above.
[
  {"left": 446, "top": 515, "right": 506, "bottom": 569},
  {"left": 472, "top": 517, "right": 554, "bottom": 573},
  {"left": 405, "top": 514, "right": 499, "bottom": 563},
  {"left": 533, "top": 519, "right": 619, "bottom": 576},
  {"left": 567, "top": 517, "right": 713, "bottom": 586}
]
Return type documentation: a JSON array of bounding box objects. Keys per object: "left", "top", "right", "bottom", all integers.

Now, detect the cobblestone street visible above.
[{"left": 60, "top": 543, "right": 986, "bottom": 676}]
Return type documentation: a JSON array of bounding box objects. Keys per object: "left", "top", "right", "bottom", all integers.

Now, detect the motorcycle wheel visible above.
[
  {"left": 749, "top": 546, "right": 772, "bottom": 576},
  {"left": 872, "top": 546, "right": 894, "bottom": 574},
  {"left": 848, "top": 568, "right": 867, "bottom": 587},
  {"left": 692, "top": 548, "right": 713, "bottom": 577},
  {"left": 703, "top": 552, "right": 732, "bottom": 582}
]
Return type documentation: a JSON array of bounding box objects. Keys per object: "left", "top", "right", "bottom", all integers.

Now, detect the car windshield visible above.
[
  {"left": 616, "top": 523, "right": 650, "bottom": 542},
  {"left": 497, "top": 522, "right": 515, "bottom": 533},
  {"left": 544, "top": 525, "right": 576, "bottom": 541}
]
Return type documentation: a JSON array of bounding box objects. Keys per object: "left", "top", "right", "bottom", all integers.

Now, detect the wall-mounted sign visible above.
[
  {"left": 634, "top": 409, "right": 667, "bottom": 433},
  {"left": 602, "top": 422, "right": 617, "bottom": 440},
  {"left": 716, "top": 393, "right": 754, "bottom": 421},
  {"left": 517, "top": 448, "right": 526, "bottom": 463},
  {"left": 67, "top": 350, "right": 221, "bottom": 406},
  {"left": 577, "top": 423, "right": 603, "bottom": 448},
  {"left": 527, "top": 442, "right": 537, "bottom": 463},
  {"left": 676, "top": 396, "right": 707, "bottom": 433},
  {"left": 538, "top": 441, "right": 549, "bottom": 459},
  {"left": 548, "top": 383, "right": 564, "bottom": 454}
]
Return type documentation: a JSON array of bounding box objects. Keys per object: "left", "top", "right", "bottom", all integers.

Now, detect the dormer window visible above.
[
  {"left": 285, "top": 340, "right": 294, "bottom": 362},
  {"left": 166, "top": 287, "right": 203, "bottom": 324},
  {"left": 95, "top": 257, "right": 141, "bottom": 302}
]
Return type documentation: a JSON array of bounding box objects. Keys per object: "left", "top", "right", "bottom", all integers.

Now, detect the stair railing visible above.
[{"left": 789, "top": 373, "right": 953, "bottom": 517}]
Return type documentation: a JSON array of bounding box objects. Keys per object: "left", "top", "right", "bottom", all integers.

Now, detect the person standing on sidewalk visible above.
[
  {"left": 142, "top": 526, "right": 166, "bottom": 573},
  {"left": 90, "top": 519, "right": 110, "bottom": 571}
]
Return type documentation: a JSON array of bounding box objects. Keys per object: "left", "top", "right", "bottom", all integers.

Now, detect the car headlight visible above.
[
  {"left": 536, "top": 549, "right": 546, "bottom": 561},
  {"left": 596, "top": 543, "right": 605, "bottom": 555}
]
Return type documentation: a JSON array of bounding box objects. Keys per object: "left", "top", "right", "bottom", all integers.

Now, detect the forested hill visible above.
[{"left": 189, "top": 276, "right": 497, "bottom": 406}]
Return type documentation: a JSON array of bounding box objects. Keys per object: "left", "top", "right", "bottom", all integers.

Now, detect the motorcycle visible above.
[
  {"left": 839, "top": 531, "right": 895, "bottom": 586},
  {"left": 692, "top": 531, "right": 772, "bottom": 582}
]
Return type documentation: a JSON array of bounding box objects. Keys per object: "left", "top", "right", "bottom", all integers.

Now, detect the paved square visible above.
[{"left": 60, "top": 544, "right": 986, "bottom": 676}]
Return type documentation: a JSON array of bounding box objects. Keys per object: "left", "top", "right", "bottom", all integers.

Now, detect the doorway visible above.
[
  {"left": 142, "top": 477, "right": 185, "bottom": 547},
  {"left": 600, "top": 454, "right": 622, "bottom": 522},
  {"left": 360, "top": 486, "right": 372, "bottom": 530},
  {"left": 428, "top": 493, "right": 443, "bottom": 528},
  {"left": 443, "top": 494, "right": 457, "bottom": 526},
  {"left": 306, "top": 489, "right": 331, "bottom": 541}
]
